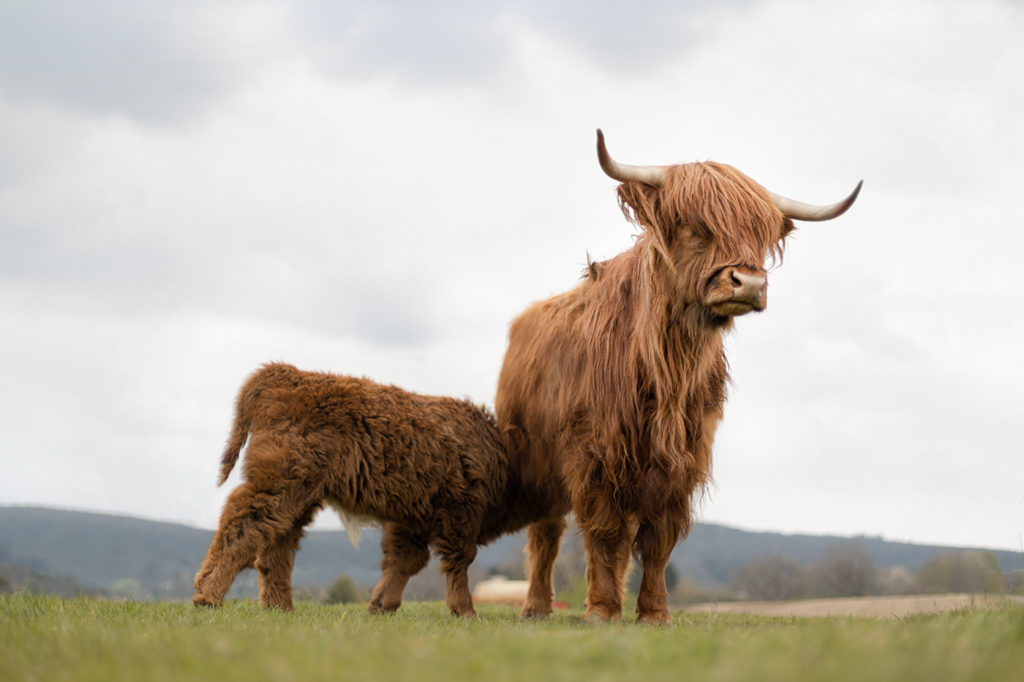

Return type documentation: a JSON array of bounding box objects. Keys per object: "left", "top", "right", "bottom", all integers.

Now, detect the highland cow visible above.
[
  {"left": 495, "top": 130, "right": 862, "bottom": 623},
  {"left": 193, "top": 362, "right": 519, "bottom": 617}
]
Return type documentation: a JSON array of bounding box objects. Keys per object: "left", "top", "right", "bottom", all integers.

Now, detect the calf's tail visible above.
[{"left": 217, "top": 362, "right": 295, "bottom": 485}]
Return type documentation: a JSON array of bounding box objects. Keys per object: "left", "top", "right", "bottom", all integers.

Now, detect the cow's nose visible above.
[{"left": 728, "top": 269, "right": 767, "bottom": 306}]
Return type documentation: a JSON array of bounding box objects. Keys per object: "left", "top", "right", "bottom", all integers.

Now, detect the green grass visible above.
[{"left": 2, "top": 593, "right": 1022, "bottom": 682}]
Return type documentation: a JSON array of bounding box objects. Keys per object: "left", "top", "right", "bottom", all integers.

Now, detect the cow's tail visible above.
[{"left": 217, "top": 362, "right": 295, "bottom": 485}]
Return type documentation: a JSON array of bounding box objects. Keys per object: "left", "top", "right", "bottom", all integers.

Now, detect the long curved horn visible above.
[
  {"left": 769, "top": 180, "right": 863, "bottom": 221},
  {"left": 596, "top": 129, "right": 667, "bottom": 187}
]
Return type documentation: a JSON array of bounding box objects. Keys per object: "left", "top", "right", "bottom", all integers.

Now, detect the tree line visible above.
[
  {"left": 686, "top": 542, "right": 1018, "bottom": 603},
  {"left": 317, "top": 540, "right": 1022, "bottom": 610}
]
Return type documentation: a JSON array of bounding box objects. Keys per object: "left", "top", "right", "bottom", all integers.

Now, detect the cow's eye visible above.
[{"left": 692, "top": 230, "right": 714, "bottom": 250}]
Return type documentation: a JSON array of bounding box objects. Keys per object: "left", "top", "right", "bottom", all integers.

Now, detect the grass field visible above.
[{"left": 2, "top": 593, "right": 1022, "bottom": 682}]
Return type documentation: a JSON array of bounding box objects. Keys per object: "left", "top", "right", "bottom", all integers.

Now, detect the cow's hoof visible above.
[
  {"left": 637, "top": 611, "right": 674, "bottom": 626},
  {"left": 582, "top": 606, "right": 620, "bottom": 624},
  {"left": 519, "top": 605, "right": 552, "bottom": 620}
]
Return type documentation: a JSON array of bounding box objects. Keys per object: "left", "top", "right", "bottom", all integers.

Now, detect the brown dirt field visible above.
[{"left": 683, "top": 593, "right": 1021, "bottom": 618}]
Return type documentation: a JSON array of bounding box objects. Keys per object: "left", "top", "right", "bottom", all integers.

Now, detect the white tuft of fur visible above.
[{"left": 324, "top": 497, "right": 378, "bottom": 550}]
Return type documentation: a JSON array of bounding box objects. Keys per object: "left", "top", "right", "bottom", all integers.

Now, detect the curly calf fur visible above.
[{"left": 193, "top": 362, "right": 516, "bottom": 617}]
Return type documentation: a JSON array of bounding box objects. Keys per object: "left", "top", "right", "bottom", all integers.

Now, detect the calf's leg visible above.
[
  {"left": 194, "top": 482, "right": 273, "bottom": 606},
  {"left": 194, "top": 477, "right": 320, "bottom": 608},
  {"left": 254, "top": 504, "right": 318, "bottom": 611},
  {"left": 369, "top": 522, "right": 430, "bottom": 614},
  {"left": 436, "top": 531, "right": 479, "bottom": 618}
]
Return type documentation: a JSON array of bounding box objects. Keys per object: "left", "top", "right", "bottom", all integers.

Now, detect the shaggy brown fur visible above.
[
  {"left": 193, "top": 362, "right": 520, "bottom": 617},
  {"left": 496, "top": 161, "right": 805, "bottom": 624}
]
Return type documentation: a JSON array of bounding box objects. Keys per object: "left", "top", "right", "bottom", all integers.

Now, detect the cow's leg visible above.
[
  {"left": 633, "top": 515, "right": 682, "bottom": 625},
  {"left": 580, "top": 517, "right": 635, "bottom": 622},
  {"left": 520, "top": 516, "right": 567, "bottom": 619},
  {"left": 194, "top": 482, "right": 275, "bottom": 607},
  {"left": 368, "top": 522, "right": 430, "bottom": 614},
  {"left": 437, "top": 540, "right": 478, "bottom": 618},
  {"left": 254, "top": 504, "right": 319, "bottom": 611}
]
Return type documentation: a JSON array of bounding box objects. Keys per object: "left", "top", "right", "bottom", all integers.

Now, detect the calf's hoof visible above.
[
  {"left": 368, "top": 598, "right": 400, "bottom": 615},
  {"left": 192, "top": 595, "right": 222, "bottom": 608}
]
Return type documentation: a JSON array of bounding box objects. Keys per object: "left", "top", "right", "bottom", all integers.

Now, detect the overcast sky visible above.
[{"left": 1, "top": 0, "right": 1021, "bottom": 552}]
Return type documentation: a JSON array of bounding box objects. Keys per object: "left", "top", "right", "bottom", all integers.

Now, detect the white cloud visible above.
[
  {"left": 1, "top": 0, "right": 1021, "bottom": 551},
  {"left": 0, "top": 1, "right": 272, "bottom": 123}
]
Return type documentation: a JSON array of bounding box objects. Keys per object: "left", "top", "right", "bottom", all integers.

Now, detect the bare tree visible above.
[
  {"left": 670, "top": 577, "right": 710, "bottom": 605},
  {"left": 729, "top": 553, "right": 809, "bottom": 601},
  {"left": 877, "top": 565, "right": 919, "bottom": 595},
  {"left": 401, "top": 559, "right": 447, "bottom": 602},
  {"left": 812, "top": 542, "right": 878, "bottom": 598},
  {"left": 916, "top": 551, "right": 1006, "bottom": 594}
]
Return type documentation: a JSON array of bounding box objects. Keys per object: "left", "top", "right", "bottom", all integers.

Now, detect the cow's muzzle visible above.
[{"left": 707, "top": 267, "right": 767, "bottom": 316}]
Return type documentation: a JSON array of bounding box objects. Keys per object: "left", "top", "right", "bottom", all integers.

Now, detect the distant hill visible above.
[{"left": 1, "top": 506, "right": 1020, "bottom": 600}]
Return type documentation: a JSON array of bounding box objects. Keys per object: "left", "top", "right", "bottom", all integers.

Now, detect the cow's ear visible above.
[
  {"left": 781, "top": 217, "right": 796, "bottom": 239},
  {"left": 616, "top": 182, "right": 663, "bottom": 235}
]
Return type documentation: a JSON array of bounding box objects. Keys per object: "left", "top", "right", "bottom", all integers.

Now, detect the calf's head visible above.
[{"left": 597, "top": 130, "right": 861, "bottom": 324}]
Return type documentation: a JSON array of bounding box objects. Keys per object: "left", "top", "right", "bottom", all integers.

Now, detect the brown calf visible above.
[{"left": 193, "top": 362, "right": 517, "bottom": 617}]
